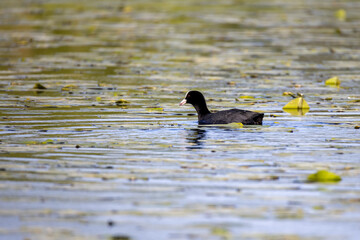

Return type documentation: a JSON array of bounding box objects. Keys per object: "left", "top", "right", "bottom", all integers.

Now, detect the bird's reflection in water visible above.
[{"left": 186, "top": 128, "right": 207, "bottom": 150}]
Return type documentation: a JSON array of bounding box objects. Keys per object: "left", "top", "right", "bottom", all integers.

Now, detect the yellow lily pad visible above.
[
  {"left": 307, "top": 170, "right": 341, "bottom": 183},
  {"left": 228, "top": 122, "right": 244, "bottom": 128},
  {"left": 283, "top": 91, "right": 295, "bottom": 97},
  {"left": 283, "top": 97, "right": 310, "bottom": 110},
  {"left": 325, "top": 76, "right": 341, "bottom": 86},
  {"left": 239, "top": 95, "right": 254, "bottom": 99},
  {"left": 211, "top": 227, "right": 231, "bottom": 240},
  {"left": 335, "top": 9, "right": 346, "bottom": 21},
  {"left": 42, "top": 139, "right": 54, "bottom": 144},
  {"left": 122, "top": 6, "right": 132, "bottom": 13},
  {"left": 147, "top": 107, "right": 163, "bottom": 112},
  {"left": 61, "top": 84, "right": 78, "bottom": 91}
]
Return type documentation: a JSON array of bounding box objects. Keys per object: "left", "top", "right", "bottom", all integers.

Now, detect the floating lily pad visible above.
[
  {"left": 283, "top": 97, "right": 310, "bottom": 110},
  {"left": 211, "top": 227, "right": 231, "bottom": 240},
  {"left": 227, "top": 122, "right": 244, "bottom": 128},
  {"left": 307, "top": 170, "right": 341, "bottom": 183},
  {"left": 147, "top": 107, "right": 164, "bottom": 112},
  {"left": 335, "top": 9, "right": 346, "bottom": 21},
  {"left": 239, "top": 95, "right": 254, "bottom": 99},
  {"left": 62, "top": 84, "right": 79, "bottom": 91},
  {"left": 115, "top": 99, "right": 130, "bottom": 105},
  {"left": 33, "top": 83, "right": 47, "bottom": 89},
  {"left": 325, "top": 76, "right": 341, "bottom": 86},
  {"left": 283, "top": 92, "right": 295, "bottom": 97},
  {"left": 41, "top": 139, "right": 54, "bottom": 144}
]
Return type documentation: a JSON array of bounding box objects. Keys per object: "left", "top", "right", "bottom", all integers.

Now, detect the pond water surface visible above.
[{"left": 1, "top": 0, "right": 360, "bottom": 240}]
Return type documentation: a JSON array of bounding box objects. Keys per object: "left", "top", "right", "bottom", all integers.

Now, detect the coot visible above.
[{"left": 179, "top": 90, "right": 264, "bottom": 125}]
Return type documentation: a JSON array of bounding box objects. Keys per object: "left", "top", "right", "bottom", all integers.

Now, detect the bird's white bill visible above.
[{"left": 179, "top": 99, "right": 187, "bottom": 106}]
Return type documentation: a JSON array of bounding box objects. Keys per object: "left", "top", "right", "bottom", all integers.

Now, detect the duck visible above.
[{"left": 179, "top": 90, "right": 264, "bottom": 125}]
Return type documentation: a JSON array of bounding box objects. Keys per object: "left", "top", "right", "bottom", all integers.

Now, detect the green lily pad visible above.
[
  {"left": 61, "top": 84, "right": 78, "bottom": 91},
  {"left": 211, "top": 227, "right": 231, "bottom": 240},
  {"left": 33, "top": 83, "right": 47, "bottom": 89}
]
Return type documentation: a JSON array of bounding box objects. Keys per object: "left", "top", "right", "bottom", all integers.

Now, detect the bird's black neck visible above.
[{"left": 192, "top": 102, "right": 211, "bottom": 119}]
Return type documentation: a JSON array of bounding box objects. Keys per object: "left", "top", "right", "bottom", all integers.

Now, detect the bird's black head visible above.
[
  {"left": 179, "top": 90, "right": 206, "bottom": 106},
  {"left": 179, "top": 90, "right": 211, "bottom": 117}
]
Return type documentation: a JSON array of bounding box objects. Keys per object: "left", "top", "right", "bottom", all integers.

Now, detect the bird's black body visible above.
[
  {"left": 198, "top": 109, "right": 263, "bottom": 125},
  {"left": 180, "top": 90, "right": 264, "bottom": 125}
]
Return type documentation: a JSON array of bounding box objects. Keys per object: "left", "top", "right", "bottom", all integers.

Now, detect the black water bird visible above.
[{"left": 179, "top": 90, "right": 264, "bottom": 125}]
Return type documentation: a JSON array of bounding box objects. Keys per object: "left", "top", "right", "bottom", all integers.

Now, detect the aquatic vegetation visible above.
[
  {"left": 227, "top": 122, "right": 244, "bottom": 128},
  {"left": 335, "top": 9, "right": 347, "bottom": 21},
  {"left": 325, "top": 76, "right": 341, "bottom": 86},
  {"left": 282, "top": 92, "right": 310, "bottom": 115},
  {"left": 33, "top": 83, "right": 47, "bottom": 90},
  {"left": 307, "top": 170, "right": 342, "bottom": 183}
]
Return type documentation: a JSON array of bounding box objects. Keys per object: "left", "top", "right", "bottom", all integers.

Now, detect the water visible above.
[{"left": 1, "top": 0, "right": 360, "bottom": 239}]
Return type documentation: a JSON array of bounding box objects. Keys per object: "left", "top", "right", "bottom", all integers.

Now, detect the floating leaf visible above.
[
  {"left": 239, "top": 95, "right": 255, "bottom": 99},
  {"left": 147, "top": 107, "right": 163, "bottom": 112},
  {"left": 335, "top": 28, "right": 343, "bottom": 35},
  {"left": 228, "top": 122, "right": 244, "bottom": 128},
  {"left": 211, "top": 227, "right": 231, "bottom": 240},
  {"left": 335, "top": 9, "right": 346, "bottom": 21},
  {"left": 325, "top": 76, "right": 341, "bottom": 86},
  {"left": 307, "top": 170, "right": 341, "bottom": 183},
  {"left": 275, "top": 207, "right": 304, "bottom": 219},
  {"left": 62, "top": 84, "right": 78, "bottom": 91},
  {"left": 159, "top": 144, "right": 172, "bottom": 148},
  {"left": 122, "top": 6, "right": 132, "bottom": 13},
  {"left": 283, "top": 97, "right": 310, "bottom": 110},
  {"left": 313, "top": 205, "right": 325, "bottom": 210},
  {"left": 115, "top": 99, "right": 130, "bottom": 105},
  {"left": 41, "top": 139, "right": 54, "bottom": 144},
  {"left": 283, "top": 91, "right": 295, "bottom": 97},
  {"left": 140, "top": 86, "right": 157, "bottom": 90},
  {"left": 33, "top": 83, "right": 47, "bottom": 89},
  {"left": 24, "top": 140, "right": 38, "bottom": 145}
]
